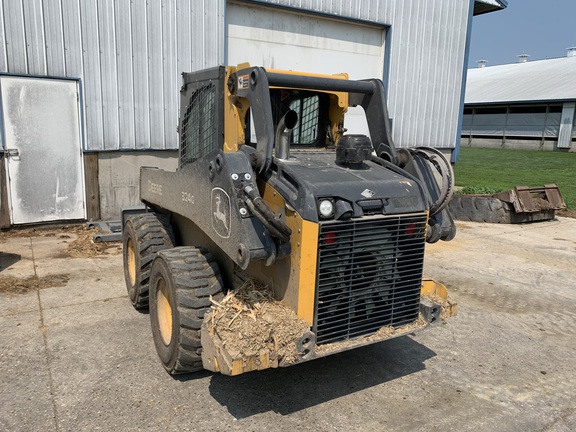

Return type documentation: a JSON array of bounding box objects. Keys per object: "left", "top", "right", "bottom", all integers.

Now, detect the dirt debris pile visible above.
[
  {"left": 0, "top": 224, "right": 86, "bottom": 240},
  {"left": 207, "top": 279, "right": 311, "bottom": 365},
  {"left": 66, "top": 227, "right": 121, "bottom": 257},
  {"left": 0, "top": 224, "right": 121, "bottom": 257},
  {"left": 315, "top": 313, "right": 428, "bottom": 356},
  {"left": 0, "top": 274, "right": 70, "bottom": 295}
]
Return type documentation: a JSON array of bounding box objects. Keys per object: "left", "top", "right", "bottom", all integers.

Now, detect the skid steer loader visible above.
[{"left": 122, "top": 63, "right": 457, "bottom": 376}]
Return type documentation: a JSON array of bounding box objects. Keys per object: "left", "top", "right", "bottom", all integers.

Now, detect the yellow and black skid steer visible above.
[{"left": 122, "top": 63, "right": 457, "bottom": 376}]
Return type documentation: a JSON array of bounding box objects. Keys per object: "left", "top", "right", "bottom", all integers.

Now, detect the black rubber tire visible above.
[
  {"left": 122, "top": 213, "right": 175, "bottom": 310},
  {"left": 448, "top": 196, "right": 513, "bottom": 224},
  {"left": 148, "top": 247, "right": 224, "bottom": 374}
]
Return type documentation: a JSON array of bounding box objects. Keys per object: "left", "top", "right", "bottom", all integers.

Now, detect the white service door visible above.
[
  {"left": 226, "top": 3, "right": 386, "bottom": 135},
  {"left": 1, "top": 76, "right": 85, "bottom": 224}
]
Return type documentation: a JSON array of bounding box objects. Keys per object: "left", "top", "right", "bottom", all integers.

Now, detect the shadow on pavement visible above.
[
  {"left": 205, "top": 335, "right": 436, "bottom": 419},
  {"left": 0, "top": 252, "right": 21, "bottom": 272}
]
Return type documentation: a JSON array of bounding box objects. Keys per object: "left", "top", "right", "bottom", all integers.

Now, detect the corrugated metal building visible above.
[
  {"left": 462, "top": 51, "right": 576, "bottom": 151},
  {"left": 0, "top": 0, "right": 506, "bottom": 223}
]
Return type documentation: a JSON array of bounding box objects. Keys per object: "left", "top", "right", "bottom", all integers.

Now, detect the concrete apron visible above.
[{"left": 1, "top": 218, "right": 576, "bottom": 431}]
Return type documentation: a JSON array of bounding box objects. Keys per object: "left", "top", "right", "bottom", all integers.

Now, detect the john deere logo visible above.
[{"left": 211, "top": 188, "right": 231, "bottom": 238}]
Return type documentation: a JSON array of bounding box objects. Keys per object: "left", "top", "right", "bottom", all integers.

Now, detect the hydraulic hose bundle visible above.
[
  {"left": 243, "top": 184, "right": 292, "bottom": 243},
  {"left": 409, "top": 147, "right": 455, "bottom": 217},
  {"left": 371, "top": 146, "right": 456, "bottom": 242}
]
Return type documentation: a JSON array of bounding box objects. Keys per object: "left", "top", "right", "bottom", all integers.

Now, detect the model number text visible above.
[{"left": 182, "top": 192, "right": 195, "bottom": 203}]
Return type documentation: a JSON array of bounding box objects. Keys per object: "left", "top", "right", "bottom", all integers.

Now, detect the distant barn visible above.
[{"left": 462, "top": 49, "right": 576, "bottom": 152}]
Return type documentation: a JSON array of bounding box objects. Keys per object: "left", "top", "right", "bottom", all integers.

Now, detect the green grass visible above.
[{"left": 454, "top": 147, "right": 576, "bottom": 209}]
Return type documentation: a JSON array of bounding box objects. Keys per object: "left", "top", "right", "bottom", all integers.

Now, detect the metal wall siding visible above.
[
  {"left": 115, "top": 0, "right": 136, "bottom": 150},
  {"left": 192, "top": 1, "right": 205, "bottom": 70},
  {"left": 0, "top": 5, "right": 6, "bottom": 72},
  {"left": 217, "top": 0, "right": 226, "bottom": 68},
  {"left": 0, "top": 0, "right": 226, "bottom": 151},
  {"left": 177, "top": 0, "right": 193, "bottom": 78},
  {"left": 61, "top": 0, "right": 83, "bottom": 77},
  {"left": 162, "top": 2, "right": 179, "bottom": 150},
  {"left": 4, "top": 1, "right": 27, "bottom": 72},
  {"left": 1, "top": 0, "right": 465, "bottom": 150},
  {"left": 332, "top": 0, "right": 344, "bottom": 16},
  {"left": 42, "top": 0, "right": 65, "bottom": 76},
  {"left": 204, "top": 1, "right": 220, "bottom": 69},
  {"left": 98, "top": 0, "right": 120, "bottom": 150},
  {"left": 79, "top": 0, "right": 104, "bottom": 150},
  {"left": 23, "top": 0, "right": 47, "bottom": 75},
  {"left": 130, "top": 1, "right": 151, "bottom": 150},
  {"left": 411, "top": 1, "right": 429, "bottom": 146},
  {"left": 373, "top": 0, "right": 383, "bottom": 21},
  {"left": 147, "top": 0, "right": 166, "bottom": 150},
  {"left": 558, "top": 103, "right": 576, "bottom": 148}
]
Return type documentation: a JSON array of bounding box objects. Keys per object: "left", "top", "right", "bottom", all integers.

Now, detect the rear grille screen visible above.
[
  {"left": 180, "top": 83, "right": 217, "bottom": 167},
  {"left": 315, "top": 213, "right": 427, "bottom": 344}
]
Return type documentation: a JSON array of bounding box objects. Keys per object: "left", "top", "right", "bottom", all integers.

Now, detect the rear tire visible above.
[
  {"left": 123, "top": 213, "right": 175, "bottom": 310},
  {"left": 149, "top": 247, "right": 224, "bottom": 374}
]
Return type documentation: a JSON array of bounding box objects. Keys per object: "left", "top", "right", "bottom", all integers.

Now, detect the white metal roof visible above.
[
  {"left": 475, "top": 0, "right": 506, "bottom": 7},
  {"left": 465, "top": 56, "right": 576, "bottom": 105},
  {"left": 474, "top": 0, "right": 507, "bottom": 15}
]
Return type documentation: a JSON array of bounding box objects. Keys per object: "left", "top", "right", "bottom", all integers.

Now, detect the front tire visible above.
[{"left": 149, "top": 247, "right": 224, "bottom": 374}]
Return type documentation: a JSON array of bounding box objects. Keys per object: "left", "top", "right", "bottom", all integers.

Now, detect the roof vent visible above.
[
  {"left": 567, "top": 47, "right": 576, "bottom": 57},
  {"left": 517, "top": 54, "right": 530, "bottom": 63},
  {"left": 476, "top": 59, "right": 487, "bottom": 68}
]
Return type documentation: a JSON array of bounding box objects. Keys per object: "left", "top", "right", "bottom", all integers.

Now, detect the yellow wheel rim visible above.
[
  {"left": 156, "top": 279, "right": 173, "bottom": 345},
  {"left": 127, "top": 238, "right": 137, "bottom": 286}
]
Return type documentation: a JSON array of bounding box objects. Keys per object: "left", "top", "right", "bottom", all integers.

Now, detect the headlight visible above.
[{"left": 318, "top": 199, "right": 334, "bottom": 218}]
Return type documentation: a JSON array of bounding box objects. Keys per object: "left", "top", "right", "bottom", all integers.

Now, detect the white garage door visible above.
[{"left": 226, "top": 2, "right": 386, "bottom": 134}]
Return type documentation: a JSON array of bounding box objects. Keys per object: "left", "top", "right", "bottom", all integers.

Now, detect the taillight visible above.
[
  {"left": 406, "top": 223, "right": 416, "bottom": 235},
  {"left": 325, "top": 232, "right": 337, "bottom": 244}
]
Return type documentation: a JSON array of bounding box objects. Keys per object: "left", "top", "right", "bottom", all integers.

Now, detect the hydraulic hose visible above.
[
  {"left": 245, "top": 199, "right": 290, "bottom": 243},
  {"left": 371, "top": 147, "right": 454, "bottom": 217},
  {"left": 410, "top": 147, "right": 454, "bottom": 216},
  {"left": 370, "top": 154, "right": 429, "bottom": 206},
  {"left": 243, "top": 185, "right": 292, "bottom": 241}
]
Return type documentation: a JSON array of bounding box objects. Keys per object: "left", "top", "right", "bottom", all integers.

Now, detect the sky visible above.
[{"left": 468, "top": 0, "right": 576, "bottom": 68}]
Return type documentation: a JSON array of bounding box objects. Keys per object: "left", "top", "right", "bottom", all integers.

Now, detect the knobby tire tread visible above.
[
  {"left": 156, "top": 246, "right": 224, "bottom": 374},
  {"left": 124, "top": 213, "right": 175, "bottom": 309}
]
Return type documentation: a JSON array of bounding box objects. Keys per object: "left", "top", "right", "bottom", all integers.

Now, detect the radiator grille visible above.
[{"left": 315, "top": 213, "right": 427, "bottom": 344}]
